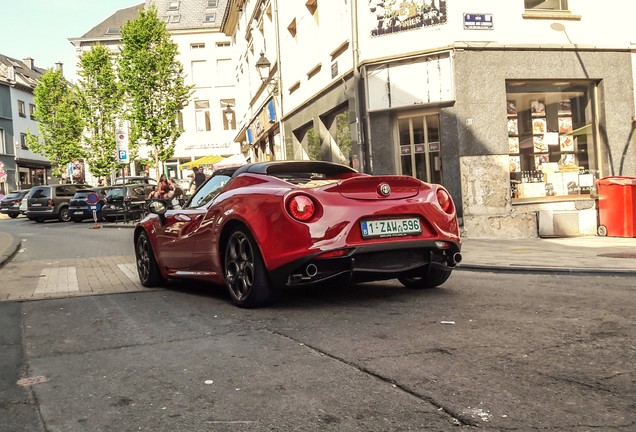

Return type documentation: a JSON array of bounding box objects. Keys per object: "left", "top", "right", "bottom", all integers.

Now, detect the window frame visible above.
[{"left": 18, "top": 100, "right": 26, "bottom": 118}]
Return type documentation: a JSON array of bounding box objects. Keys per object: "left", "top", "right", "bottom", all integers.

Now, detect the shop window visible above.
[
  {"left": 524, "top": 0, "right": 568, "bottom": 11},
  {"left": 292, "top": 123, "right": 321, "bottom": 161},
  {"left": 194, "top": 100, "right": 211, "bottom": 132},
  {"left": 0, "top": 128, "right": 5, "bottom": 153},
  {"left": 397, "top": 114, "right": 442, "bottom": 184},
  {"left": 506, "top": 80, "right": 598, "bottom": 201},
  {"left": 18, "top": 100, "right": 26, "bottom": 118},
  {"left": 320, "top": 109, "right": 351, "bottom": 165}
]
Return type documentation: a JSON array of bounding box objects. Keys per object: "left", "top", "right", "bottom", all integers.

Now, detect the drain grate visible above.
[{"left": 597, "top": 253, "right": 636, "bottom": 259}]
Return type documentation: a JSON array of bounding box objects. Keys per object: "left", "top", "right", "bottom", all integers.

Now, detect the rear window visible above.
[
  {"left": 106, "top": 188, "right": 126, "bottom": 200},
  {"left": 4, "top": 192, "right": 21, "bottom": 200},
  {"left": 31, "top": 187, "right": 51, "bottom": 199}
]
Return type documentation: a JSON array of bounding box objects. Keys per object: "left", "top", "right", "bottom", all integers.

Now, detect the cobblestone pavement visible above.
[{"left": 0, "top": 255, "right": 158, "bottom": 301}]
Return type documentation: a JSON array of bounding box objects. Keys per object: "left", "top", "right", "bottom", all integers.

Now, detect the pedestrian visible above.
[
  {"left": 158, "top": 173, "right": 170, "bottom": 198},
  {"left": 189, "top": 166, "right": 206, "bottom": 191},
  {"left": 167, "top": 178, "right": 184, "bottom": 209}
]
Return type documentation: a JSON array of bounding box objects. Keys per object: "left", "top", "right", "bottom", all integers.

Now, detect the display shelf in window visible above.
[
  {"left": 507, "top": 118, "right": 518, "bottom": 135},
  {"left": 533, "top": 136, "right": 548, "bottom": 153},
  {"left": 509, "top": 156, "right": 521, "bottom": 172},
  {"left": 508, "top": 137, "right": 519, "bottom": 153},
  {"left": 560, "top": 135, "right": 574, "bottom": 151},
  {"left": 531, "top": 100, "right": 545, "bottom": 117},
  {"left": 558, "top": 117, "right": 573, "bottom": 134},
  {"left": 507, "top": 100, "right": 517, "bottom": 116},
  {"left": 532, "top": 117, "right": 547, "bottom": 134},
  {"left": 535, "top": 154, "right": 549, "bottom": 169},
  {"left": 558, "top": 100, "right": 572, "bottom": 116}
]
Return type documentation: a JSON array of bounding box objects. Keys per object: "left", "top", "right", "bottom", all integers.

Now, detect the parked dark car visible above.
[
  {"left": 26, "top": 184, "right": 92, "bottom": 222},
  {"left": 101, "top": 184, "right": 155, "bottom": 223},
  {"left": 68, "top": 187, "right": 115, "bottom": 223},
  {"left": 0, "top": 190, "right": 29, "bottom": 218},
  {"left": 114, "top": 176, "right": 157, "bottom": 186}
]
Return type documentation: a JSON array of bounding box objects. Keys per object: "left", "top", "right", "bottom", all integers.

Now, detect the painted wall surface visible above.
[
  {"left": 173, "top": 31, "right": 239, "bottom": 159},
  {"left": 356, "top": 0, "right": 636, "bottom": 63},
  {"left": 275, "top": 0, "right": 353, "bottom": 115}
]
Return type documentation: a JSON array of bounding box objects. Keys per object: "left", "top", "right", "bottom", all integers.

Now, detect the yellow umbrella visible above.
[{"left": 181, "top": 155, "right": 225, "bottom": 170}]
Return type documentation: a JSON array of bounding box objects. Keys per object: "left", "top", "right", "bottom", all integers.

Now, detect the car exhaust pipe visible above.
[
  {"left": 305, "top": 263, "right": 318, "bottom": 277},
  {"left": 452, "top": 252, "right": 462, "bottom": 265}
]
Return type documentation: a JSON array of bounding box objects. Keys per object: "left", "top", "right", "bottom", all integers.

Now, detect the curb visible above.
[
  {"left": 457, "top": 263, "right": 636, "bottom": 276},
  {"left": 0, "top": 234, "right": 21, "bottom": 269}
]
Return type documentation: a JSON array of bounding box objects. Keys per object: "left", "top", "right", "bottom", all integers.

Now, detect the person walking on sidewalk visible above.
[{"left": 190, "top": 167, "right": 206, "bottom": 192}]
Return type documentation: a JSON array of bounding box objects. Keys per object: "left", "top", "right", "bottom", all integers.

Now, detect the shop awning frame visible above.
[{"left": 180, "top": 155, "right": 225, "bottom": 170}]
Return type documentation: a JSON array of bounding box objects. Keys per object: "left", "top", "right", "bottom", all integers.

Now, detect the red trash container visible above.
[{"left": 596, "top": 176, "right": 636, "bottom": 237}]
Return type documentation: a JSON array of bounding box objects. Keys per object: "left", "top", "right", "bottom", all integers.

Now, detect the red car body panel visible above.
[{"left": 135, "top": 161, "right": 461, "bottom": 290}]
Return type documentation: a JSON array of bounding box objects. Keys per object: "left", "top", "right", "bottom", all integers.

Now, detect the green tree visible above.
[
  {"left": 26, "top": 69, "right": 85, "bottom": 178},
  {"left": 117, "top": 6, "right": 192, "bottom": 178},
  {"left": 76, "top": 44, "right": 123, "bottom": 180}
]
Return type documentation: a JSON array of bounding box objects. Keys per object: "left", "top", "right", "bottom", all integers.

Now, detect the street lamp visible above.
[
  {"left": 223, "top": 104, "right": 234, "bottom": 124},
  {"left": 256, "top": 51, "right": 271, "bottom": 82}
]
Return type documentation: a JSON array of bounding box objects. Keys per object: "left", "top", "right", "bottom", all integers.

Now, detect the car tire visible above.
[
  {"left": 58, "top": 207, "right": 71, "bottom": 222},
  {"left": 9, "top": 214, "right": 18, "bottom": 219},
  {"left": 135, "top": 231, "right": 164, "bottom": 287},
  {"left": 399, "top": 267, "right": 451, "bottom": 289},
  {"left": 35, "top": 218, "right": 45, "bottom": 223},
  {"left": 224, "top": 228, "right": 279, "bottom": 308}
]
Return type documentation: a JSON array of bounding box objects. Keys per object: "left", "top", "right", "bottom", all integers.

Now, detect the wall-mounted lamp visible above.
[
  {"left": 255, "top": 51, "right": 271, "bottom": 82},
  {"left": 223, "top": 104, "right": 234, "bottom": 124}
]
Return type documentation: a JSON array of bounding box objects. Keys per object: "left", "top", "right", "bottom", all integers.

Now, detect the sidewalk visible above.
[{"left": 1, "top": 224, "right": 635, "bottom": 275}]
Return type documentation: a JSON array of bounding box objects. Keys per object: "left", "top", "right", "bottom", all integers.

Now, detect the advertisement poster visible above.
[{"left": 369, "top": 0, "right": 447, "bottom": 36}]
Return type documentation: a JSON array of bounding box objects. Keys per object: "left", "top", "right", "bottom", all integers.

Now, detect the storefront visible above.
[{"left": 246, "top": 99, "right": 282, "bottom": 163}]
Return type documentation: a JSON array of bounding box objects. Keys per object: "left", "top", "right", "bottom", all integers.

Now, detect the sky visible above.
[{"left": 0, "top": 0, "right": 144, "bottom": 83}]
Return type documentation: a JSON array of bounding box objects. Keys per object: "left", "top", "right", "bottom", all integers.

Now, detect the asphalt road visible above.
[{"left": 0, "top": 217, "right": 634, "bottom": 431}]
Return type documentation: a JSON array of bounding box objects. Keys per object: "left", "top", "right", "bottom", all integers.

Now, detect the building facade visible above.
[
  {"left": 223, "top": 0, "right": 636, "bottom": 238},
  {"left": 0, "top": 55, "right": 52, "bottom": 195},
  {"left": 70, "top": 0, "right": 238, "bottom": 181}
]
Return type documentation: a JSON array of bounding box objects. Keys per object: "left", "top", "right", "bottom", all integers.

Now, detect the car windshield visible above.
[
  {"left": 106, "top": 188, "right": 126, "bottom": 201},
  {"left": 186, "top": 174, "right": 231, "bottom": 208}
]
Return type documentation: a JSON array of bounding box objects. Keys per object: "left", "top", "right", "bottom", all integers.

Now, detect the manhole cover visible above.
[{"left": 597, "top": 253, "right": 636, "bottom": 259}]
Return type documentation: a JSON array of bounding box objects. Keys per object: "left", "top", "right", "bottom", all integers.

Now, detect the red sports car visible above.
[{"left": 134, "top": 161, "right": 461, "bottom": 307}]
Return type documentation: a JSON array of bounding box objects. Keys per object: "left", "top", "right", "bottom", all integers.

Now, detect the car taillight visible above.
[
  {"left": 287, "top": 195, "right": 315, "bottom": 221},
  {"left": 436, "top": 189, "right": 453, "bottom": 214},
  {"left": 16, "top": 199, "right": 22, "bottom": 204},
  {"left": 47, "top": 199, "right": 54, "bottom": 207}
]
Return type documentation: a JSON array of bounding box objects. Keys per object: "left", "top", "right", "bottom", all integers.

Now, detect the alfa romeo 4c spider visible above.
[{"left": 134, "top": 161, "right": 462, "bottom": 308}]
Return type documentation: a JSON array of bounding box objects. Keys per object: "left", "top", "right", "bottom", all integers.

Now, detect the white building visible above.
[
  {"left": 69, "top": 0, "right": 239, "bottom": 180},
  {"left": 223, "top": 0, "right": 636, "bottom": 238}
]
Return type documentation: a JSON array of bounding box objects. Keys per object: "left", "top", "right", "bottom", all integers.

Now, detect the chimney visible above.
[
  {"left": 23, "top": 57, "right": 35, "bottom": 70},
  {"left": 55, "top": 62, "right": 63, "bottom": 74}
]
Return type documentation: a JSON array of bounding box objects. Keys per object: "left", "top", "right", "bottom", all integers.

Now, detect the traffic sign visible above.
[
  {"left": 118, "top": 149, "right": 128, "bottom": 163},
  {"left": 86, "top": 192, "right": 100, "bottom": 205}
]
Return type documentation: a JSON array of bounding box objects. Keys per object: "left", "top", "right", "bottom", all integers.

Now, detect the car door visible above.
[{"left": 153, "top": 173, "right": 232, "bottom": 271}]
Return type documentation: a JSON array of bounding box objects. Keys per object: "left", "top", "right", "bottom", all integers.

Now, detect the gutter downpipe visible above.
[
  {"left": 350, "top": 0, "right": 369, "bottom": 173},
  {"left": 272, "top": 0, "right": 286, "bottom": 160}
]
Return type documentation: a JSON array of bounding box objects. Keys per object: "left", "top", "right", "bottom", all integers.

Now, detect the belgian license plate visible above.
[
  {"left": 360, "top": 217, "right": 421, "bottom": 239},
  {"left": 73, "top": 211, "right": 84, "bottom": 215}
]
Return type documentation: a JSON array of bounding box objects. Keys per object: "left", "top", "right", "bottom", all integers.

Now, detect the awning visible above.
[
  {"left": 213, "top": 154, "right": 247, "bottom": 170},
  {"left": 180, "top": 155, "right": 224, "bottom": 170}
]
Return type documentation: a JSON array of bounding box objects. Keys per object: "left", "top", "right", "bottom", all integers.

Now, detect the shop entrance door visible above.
[{"left": 397, "top": 114, "right": 442, "bottom": 184}]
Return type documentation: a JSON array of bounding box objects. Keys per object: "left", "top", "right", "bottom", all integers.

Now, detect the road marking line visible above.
[
  {"left": 35, "top": 267, "right": 79, "bottom": 294},
  {"left": 117, "top": 263, "right": 139, "bottom": 283}
]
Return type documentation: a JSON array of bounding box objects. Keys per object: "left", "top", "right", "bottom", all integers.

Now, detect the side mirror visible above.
[{"left": 147, "top": 200, "right": 167, "bottom": 215}]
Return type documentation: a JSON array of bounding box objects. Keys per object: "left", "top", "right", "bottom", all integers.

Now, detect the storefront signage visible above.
[
  {"left": 369, "top": 0, "right": 448, "bottom": 37},
  {"left": 184, "top": 142, "right": 234, "bottom": 150},
  {"left": 463, "top": 13, "right": 493, "bottom": 30}
]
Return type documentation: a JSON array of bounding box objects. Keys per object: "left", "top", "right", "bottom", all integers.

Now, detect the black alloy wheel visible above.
[
  {"left": 135, "top": 231, "right": 164, "bottom": 287},
  {"left": 224, "top": 228, "right": 278, "bottom": 308},
  {"left": 58, "top": 207, "right": 71, "bottom": 222}
]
